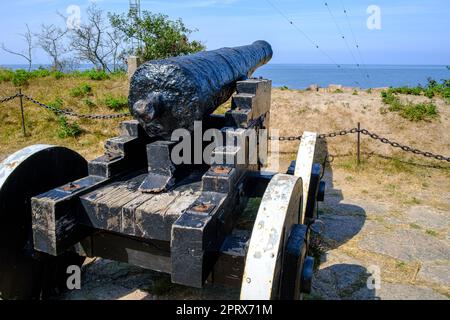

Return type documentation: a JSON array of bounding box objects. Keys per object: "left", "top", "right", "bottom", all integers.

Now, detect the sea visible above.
[{"left": 2, "top": 63, "right": 449, "bottom": 90}]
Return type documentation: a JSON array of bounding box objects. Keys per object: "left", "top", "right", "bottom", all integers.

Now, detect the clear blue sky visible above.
[{"left": 0, "top": 0, "right": 449, "bottom": 65}]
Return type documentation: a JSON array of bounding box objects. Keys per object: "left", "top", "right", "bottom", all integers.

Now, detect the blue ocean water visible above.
[
  {"left": 2, "top": 63, "right": 449, "bottom": 90},
  {"left": 253, "top": 64, "right": 450, "bottom": 89}
]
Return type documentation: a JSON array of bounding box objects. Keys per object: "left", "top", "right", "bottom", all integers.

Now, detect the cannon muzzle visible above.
[{"left": 129, "top": 40, "right": 273, "bottom": 139}]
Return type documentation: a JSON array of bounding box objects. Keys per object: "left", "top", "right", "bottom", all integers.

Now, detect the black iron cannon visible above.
[
  {"left": 129, "top": 40, "right": 273, "bottom": 139},
  {"left": 0, "top": 41, "right": 325, "bottom": 300}
]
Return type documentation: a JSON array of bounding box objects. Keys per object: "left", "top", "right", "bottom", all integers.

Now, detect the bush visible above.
[
  {"left": 83, "top": 98, "right": 96, "bottom": 107},
  {"left": 11, "top": 69, "right": 30, "bottom": 87},
  {"left": 0, "top": 68, "right": 14, "bottom": 82},
  {"left": 104, "top": 95, "right": 128, "bottom": 111},
  {"left": 72, "top": 69, "right": 109, "bottom": 80},
  {"left": 70, "top": 83, "right": 93, "bottom": 97},
  {"left": 47, "top": 97, "right": 64, "bottom": 114},
  {"left": 400, "top": 102, "right": 438, "bottom": 121},
  {"left": 280, "top": 85, "right": 289, "bottom": 91},
  {"left": 57, "top": 116, "right": 82, "bottom": 138},
  {"left": 334, "top": 89, "right": 344, "bottom": 94},
  {"left": 29, "top": 68, "right": 51, "bottom": 78},
  {"left": 51, "top": 71, "right": 65, "bottom": 80},
  {"left": 381, "top": 90, "right": 438, "bottom": 121}
]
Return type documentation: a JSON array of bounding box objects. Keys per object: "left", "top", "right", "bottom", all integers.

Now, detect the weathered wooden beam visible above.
[
  {"left": 32, "top": 175, "right": 107, "bottom": 256},
  {"left": 88, "top": 231, "right": 172, "bottom": 274}
]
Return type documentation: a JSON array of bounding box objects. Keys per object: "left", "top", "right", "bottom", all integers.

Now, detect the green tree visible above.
[{"left": 109, "top": 11, "right": 205, "bottom": 62}]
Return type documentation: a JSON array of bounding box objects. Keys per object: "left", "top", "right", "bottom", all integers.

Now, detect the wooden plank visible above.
[{"left": 90, "top": 231, "right": 172, "bottom": 274}]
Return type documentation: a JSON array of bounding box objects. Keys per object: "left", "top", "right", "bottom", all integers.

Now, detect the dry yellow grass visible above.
[{"left": 0, "top": 74, "right": 131, "bottom": 161}]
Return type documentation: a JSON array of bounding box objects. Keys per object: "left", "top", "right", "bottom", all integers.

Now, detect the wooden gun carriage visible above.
[{"left": 0, "top": 41, "right": 325, "bottom": 300}]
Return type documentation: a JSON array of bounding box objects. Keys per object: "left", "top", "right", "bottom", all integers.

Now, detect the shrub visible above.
[
  {"left": 0, "top": 68, "right": 14, "bottom": 82},
  {"left": 400, "top": 102, "right": 438, "bottom": 121},
  {"left": 47, "top": 97, "right": 64, "bottom": 114},
  {"left": 366, "top": 88, "right": 373, "bottom": 94},
  {"left": 57, "top": 116, "right": 82, "bottom": 138},
  {"left": 333, "top": 89, "right": 344, "bottom": 94},
  {"left": 29, "top": 68, "right": 50, "bottom": 78},
  {"left": 83, "top": 98, "right": 96, "bottom": 107},
  {"left": 280, "top": 85, "right": 289, "bottom": 91},
  {"left": 381, "top": 91, "right": 438, "bottom": 121},
  {"left": 70, "top": 83, "right": 93, "bottom": 97},
  {"left": 11, "top": 69, "right": 30, "bottom": 87},
  {"left": 104, "top": 95, "right": 128, "bottom": 111},
  {"left": 352, "top": 90, "right": 358, "bottom": 95},
  {"left": 52, "top": 71, "right": 65, "bottom": 79}
]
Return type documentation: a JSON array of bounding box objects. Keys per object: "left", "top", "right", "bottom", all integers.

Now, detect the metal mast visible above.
[{"left": 129, "top": 0, "right": 141, "bottom": 52}]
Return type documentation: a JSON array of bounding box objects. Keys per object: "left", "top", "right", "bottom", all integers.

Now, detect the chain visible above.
[
  {"left": 271, "top": 127, "right": 449, "bottom": 162},
  {"left": 318, "top": 128, "right": 358, "bottom": 139},
  {"left": 21, "top": 94, "right": 131, "bottom": 120},
  {"left": 0, "top": 93, "right": 19, "bottom": 104},
  {"left": 360, "top": 128, "right": 450, "bottom": 162}
]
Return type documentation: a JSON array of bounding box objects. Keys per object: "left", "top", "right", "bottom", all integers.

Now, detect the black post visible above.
[
  {"left": 19, "top": 88, "right": 26, "bottom": 137},
  {"left": 357, "top": 122, "right": 361, "bottom": 166}
]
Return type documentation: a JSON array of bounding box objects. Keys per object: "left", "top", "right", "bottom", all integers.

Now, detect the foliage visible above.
[
  {"left": 334, "top": 89, "right": 344, "bottom": 94},
  {"left": 109, "top": 10, "right": 205, "bottom": 62},
  {"left": 52, "top": 71, "right": 64, "bottom": 79},
  {"left": 11, "top": 69, "right": 30, "bottom": 87},
  {"left": 57, "top": 116, "right": 82, "bottom": 138},
  {"left": 400, "top": 102, "right": 438, "bottom": 121},
  {"left": 385, "top": 77, "right": 450, "bottom": 102},
  {"left": 72, "top": 69, "right": 110, "bottom": 80},
  {"left": 46, "top": 97, "right": 82, "bottom": 138},
  {"left": 103, "top": 94, "right": 128, "bottom": 111},
  {"left": 69, "top": 83, "right": 93, "bottom": 97},
  {"left": 381, "top": 90, "right": 438, "bottom": 121},
  {"left": 0, "top": 68, "right": 14, "bottom": 82},
  {"left": 83, "top": 98, "right": 96, "bottom": 107},
  {"left": 280, "top": 85, "right": 289, "bottom": 91}
]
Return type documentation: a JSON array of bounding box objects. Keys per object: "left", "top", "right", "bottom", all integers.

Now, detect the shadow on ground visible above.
[{"left": 310, "top": 139, "right": 377, "bottom": 300}]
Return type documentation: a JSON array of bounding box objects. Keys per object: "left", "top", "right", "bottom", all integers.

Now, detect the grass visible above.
[
  {"left": 0, "top": 70, "right": 129, "bottom": 160},
  {"left": 381, "top": 90, "right": 438, "bottom": 121},
  {"left": 70, "top": 83, "right": 93, "bottom": 97},
  {"left": 103, "top": 94, "right": 128, "bottom": 111},
  {"left": 382, "top": 92, "right": 438, "bottom": 121},
  {"left": 425, "top": 229, "right": 439, "bottom": 237}
]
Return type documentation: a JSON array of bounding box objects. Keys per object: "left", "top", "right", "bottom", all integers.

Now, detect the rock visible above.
[
  {"left": 405, "top": 206, "right": 449, "bottom": 230},
  {"left": 417, "top": 261, "right": 450, "bottom": 287},
  {"left": 320, "top": 214, "right": 365, "bottom": 243},
  {"left": 356, "top": 283, "right": 448, "bottom": 300},
  {"left": 312, "top": 251, "right": 374, "bottom": 300},
  {"left": 358, "top": 229, "right": 449, "bottom": 262}
]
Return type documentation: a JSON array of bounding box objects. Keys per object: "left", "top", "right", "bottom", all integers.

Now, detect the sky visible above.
[{"left": 0, "top": 0, "right": 449, "bottom": 65}]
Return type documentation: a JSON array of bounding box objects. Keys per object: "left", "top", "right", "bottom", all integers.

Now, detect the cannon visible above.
[
  {"left": 129, "top": 40, "right": 273, "bottom": 139},
  {"left": 0, "top": 41, "right": 325, "bottom": 300}
]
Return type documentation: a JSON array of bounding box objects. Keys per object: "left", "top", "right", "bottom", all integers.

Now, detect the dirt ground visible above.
[{"left": 2, "top": 85, "right": 449, "bottom": 300}]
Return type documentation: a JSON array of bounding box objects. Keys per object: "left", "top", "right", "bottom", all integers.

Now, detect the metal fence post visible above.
[
  {"left": 357, "top": 122, "right": 361, "bottom": 166},
  {"left": 19, "top": 89, "right": 26, "bottom": 137}
]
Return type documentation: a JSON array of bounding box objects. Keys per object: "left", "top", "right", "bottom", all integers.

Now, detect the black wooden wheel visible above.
[{"left": 0, "top": 145, "right": 88, "bottom": 299}]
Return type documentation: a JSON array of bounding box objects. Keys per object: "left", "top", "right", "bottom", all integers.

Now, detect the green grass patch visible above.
[
  {"left": 70, "top": 83, "right": 93, "bottom": 97},
  {"left": 103, "top": 94, "right": 128, "bottom": 111},
  {"left": 425, "top": 229, "right": 438, "bottom": 237},
  {"left": 381, "top": 90, "right": 438, "bottom": 121},
  {"left": 409, "top": 223, "right": 421, "bottom": 229}
]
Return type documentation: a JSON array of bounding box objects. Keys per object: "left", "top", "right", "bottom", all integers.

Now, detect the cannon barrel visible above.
[{"left": 129, "top": 40, "right": 273, "bottom": 139}]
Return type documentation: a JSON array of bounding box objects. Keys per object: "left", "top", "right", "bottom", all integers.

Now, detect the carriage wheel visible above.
[{"left": 0, "top": 145, "right": 88, "bottom": 299}]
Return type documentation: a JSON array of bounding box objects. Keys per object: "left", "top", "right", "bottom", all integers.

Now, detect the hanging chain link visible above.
[
  {"left": 271, "top": 127, "right": 449, "bottom": 162},
  {"left": 1, "top": 92, "right": 449, "bottom": 162},
  {"left": 359, "top": 128, "right": 450, "bottom": 162},
  {"left": 0, "top": 93, "right": 19, "bottom": 104},
  {"left": 21, "top": 94, "right": 131, "bottom": 119}
]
